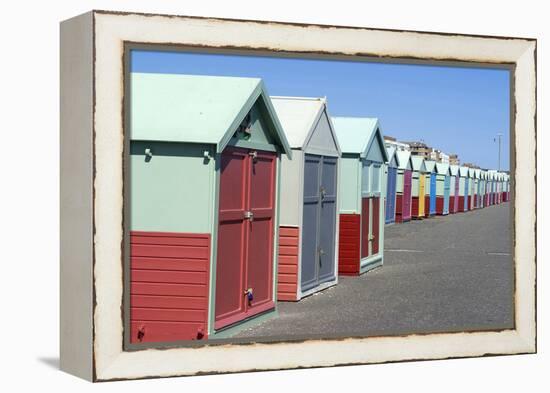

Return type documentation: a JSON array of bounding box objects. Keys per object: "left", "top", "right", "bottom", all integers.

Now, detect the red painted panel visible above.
[
  {"left": 403, "top": 170, "right": 412, "bottom": 221},
  {"left": 277, "top": 226, "right": 299, "bottom": 302},
  {"left": 449, "top": 196, "right": 455, "bottom": 214},
  {"left": 129, "top": 231, "right": 210, "bottom": 343},
  {"left": 215, "top": 148, "right": 248, "bottom": 329},
  {"left": 372, "top": 197, "right": 380, "bottom": 255},
  {"left": 458, "top": 196, "right": 465, "bottom": 212},
  {"left": 338, "top": 214, "right": 360, "bottom": 276},
  {"left": 411, "top": 196, "right": 422, "bottom": 219},
  {"left": 361, "top": 198, "right": 370, "bottom": 259},
  {"left": 436, "top": 196, "right": 444, "bottom": 215},
  {"left": 246, "top": 151, "right": 276, "bottom": 317},
  {"left": 395, "top": 194, "right": 403, "bottom": 223},
  {"left": 424, "top": 195, "right": 431, "bottom": 218}
]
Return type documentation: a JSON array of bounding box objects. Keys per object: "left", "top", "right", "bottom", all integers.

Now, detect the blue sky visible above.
[{"left": 131, "top": 50, "right": 510, "bottom": 171}]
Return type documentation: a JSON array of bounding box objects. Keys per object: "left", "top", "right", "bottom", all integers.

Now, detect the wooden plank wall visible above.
[
  {"left": 130, "top": 231, "right": 210, "bottom": 343},
  {"left": 277, "top": 226, "right": 299, "bottom": 301},
  {"left": 338, "top": 214, "right": 360, "bottom": 276}
]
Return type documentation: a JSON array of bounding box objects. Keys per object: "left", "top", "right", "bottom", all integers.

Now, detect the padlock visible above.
[{"left": 244, "top": 288, "right": 254, "bottom": 303}]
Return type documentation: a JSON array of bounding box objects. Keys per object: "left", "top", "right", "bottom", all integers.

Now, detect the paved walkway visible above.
[{"left": 233, "top": 203, "right": 513, "bottom": 341}]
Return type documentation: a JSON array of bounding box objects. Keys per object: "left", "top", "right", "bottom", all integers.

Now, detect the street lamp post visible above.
[{"left": 495, "top": 133, "right": 503, "bottom": 171}]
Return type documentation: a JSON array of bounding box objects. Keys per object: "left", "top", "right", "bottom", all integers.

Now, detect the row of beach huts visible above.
[{"left": 128, "top": 73, "right": 510, "bottom": 345}]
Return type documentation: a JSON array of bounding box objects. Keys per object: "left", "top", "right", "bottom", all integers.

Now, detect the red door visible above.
[
  {"left": 372, "top": 197, "right": 380, "bottom": 255},
  {"left": 215, "top": 147, "right": 276, "bottom": 330},
  {"left": 360, "top": 198, "right": 370, "bottom": 259}
]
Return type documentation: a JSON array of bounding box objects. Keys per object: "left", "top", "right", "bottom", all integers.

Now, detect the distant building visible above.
[
  {"left": 449, "top": 154, "right": 460, "bottom": 165},
  {"left": 406, "top": 141, "right": 432, "bottom": 158},
  {"left": 385, "top": 136, "right": 410, "bottom": 151},
  {"left": 463, "top": 162, "right": 481, "bottom": 169},
  {"left": 432, "top": 149, "right": 449, "bottom": 163}
]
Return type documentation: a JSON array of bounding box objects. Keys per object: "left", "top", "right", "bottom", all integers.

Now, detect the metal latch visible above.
[
  {"left": 244, "top": 211, "right": 254, "bottom": 221},
  {"left": 244, "top": 288, "right": 254, "bottom": 303},
  {"left": 249, "top": 151, "right": 258, "bottom": 161},
  {"left": 320, "top": 186, "right": 326, "bottom": 199},
  {"left": 368, "top": 234, "right": 375, "bottom": 241}
]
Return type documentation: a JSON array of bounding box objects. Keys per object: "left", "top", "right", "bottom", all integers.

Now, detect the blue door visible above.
[
  {"left": 430, "top": 173, "right": 437, "bottom": 215},
  {"left": 301, "top": 154, "right": 337, "bottom": 294},
  {"left": 301, "top": 155, "right": 321, "bottom": 292},
  {"left": 443, "top": 175, "right": 450, "bottom": 214},
  {"left": 318, "top": 156, "right": 337, "bottom": 284},
  {"left": 464, "top": 178, "right": 470, "bottom": 211},
  {"left": 385, "top": 167, "right": 397, "bottom": 224}
]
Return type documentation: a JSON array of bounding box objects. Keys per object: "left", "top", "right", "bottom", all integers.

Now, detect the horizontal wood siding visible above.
[
  {"left": 424, "top": 195, "right": 431, "bottom": 218},
  {"left": 338, "top": 214, "right": 360, "bottom": 276},
  {"left": 411, "top": 196, "right": 421, "bottom": 219},
  {"left": 458, "top": 196, "right": 465, "bottom": 212},
  {"left": 395, "top": 194, "right": 403, "bottom": 223},
  {"left": 436, "top": 196, "right": 444, "bottom": 215},
  {"left": 277, "top": 226, "right": 299, "bottom": 301},
  {"left": 130, "top": 231, "right": 210, "bottom": 343}
]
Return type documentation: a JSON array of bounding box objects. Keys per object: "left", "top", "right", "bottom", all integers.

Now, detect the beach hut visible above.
[
  {"left": 424, "top": 160, "right": 437, "bottom": 217},
  {"left": 489, "top": 169, "right": 497, "bottom": 206},
  {"left": 411, "top": 156, "right": 427, "bottom": 219},
  {"left": 129, "top": 73, "right": 292, "bottom": 343},
  {"left": 435, "top": 162, "right": 451, "bottom": 215},
  {"left": 479, "top": 170, "right": 486, "bottom": 208},
  {"left": 395, "top": 150, "right": 413, "bottom": 223},
  {"left": 332, "top": 117, "right": 388, "bottom": 276},
  {"left": 384, "top": 146, "right": 398, "bottom": 224},
  {"left": 449, "top": 165, "right": 460, "bottom": 214},
  {"left": 458, "top": 166, "right": 470, "bottom": 212},
  {"left": 468, "top": 168, "right": 477, "bottom": 210},
  {"left": 271, "top": 97, "right": 341, "bottom": 301},
  {"left": 504, "top": 173, "right": 510, "bottom": 202},
  {"left": 474, "top": 169, "right": 482, "bottom": 208}
]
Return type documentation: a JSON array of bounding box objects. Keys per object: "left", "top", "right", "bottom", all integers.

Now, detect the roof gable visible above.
[
  {"left": 459, "top": 166, "right": 470, "bottom": 177},
  {"left": 450, "top": 165, "right": 460, "bottom": 176},
  {"left": 331, "top": 117, "right": 388, "bottom": 162},
  {"left": 424, "top": 160, "right": 436, "bottom": 173},
  {"left": 396, "top": 150, "right": 412, "bottom": 170},
  {"left": 130, "top": 72, "right": 291, "bottom": 156},
  {"left": 411, "top": 156, "right": 426, "bottom": 172},
  {"left": 435, "top": 162, "right": 450, "bottom": 175},
  {"left": 386, "top": 146, "right": 398, "bottom": 167}
]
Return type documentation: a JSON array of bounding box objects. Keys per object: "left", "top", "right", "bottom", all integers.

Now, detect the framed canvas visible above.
[{"left": 60, "top": 10, "right": 536, "bottom": 381}]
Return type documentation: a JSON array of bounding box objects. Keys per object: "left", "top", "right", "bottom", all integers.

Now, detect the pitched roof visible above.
[
  {"left": 130, "top": 72, "right": 291, "bottom": 156},
  {"left": 411, "top": 155, "right": 426, "bottom": 172},
  {"left": 331, "top": 117, "right": 388, "bottom": 161},
  {"left": 270, "top": 96, "right": 341, "bottom": 154},
  {"left": 435, "top": 162, "right": 450, "bottom": 175},
  {"left": 396, "top": 150, "right": 412, "bottom": 170}
]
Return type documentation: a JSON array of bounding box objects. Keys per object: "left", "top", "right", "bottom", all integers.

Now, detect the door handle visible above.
[
  {"left": 244, "top": 211, "right": 254, "bottom": 221},
  {"left": 320, "top": 186, "right": 326, "bottom": 199}
]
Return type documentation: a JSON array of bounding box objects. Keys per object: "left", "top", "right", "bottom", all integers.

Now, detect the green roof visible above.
[
  {"left": 130, "top": 73, "right": 291, "bottom": 156},
  {"left": 331, "top": 117, "right": 388, "bottom": 161}
]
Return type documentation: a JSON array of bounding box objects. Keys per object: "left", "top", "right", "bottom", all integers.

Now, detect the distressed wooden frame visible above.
[{"left": 60, "top": 10, "right": 536, "bottom": 382}]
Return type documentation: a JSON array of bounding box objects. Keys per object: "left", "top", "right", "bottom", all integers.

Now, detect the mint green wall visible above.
[
  {"left": 450, "top": 175, "right": 457, "bottom": 196},
  {"left": 339, "top": 155, "right": 361, "bottom": 214},
  {"left": 459, "top": 177, "right": 465, "bottom": 195},
  {"left": 130, "top": 141, "right": 215, "bottom": 233},
  {"left": 436, "top": 174, "right": 445, "bottom": 195},
  {"left": 396, "top": 169, "right": 405, "bottom": 193},
  {"left": 411, "top": 171, "right": 420, "bottom": 196}
]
